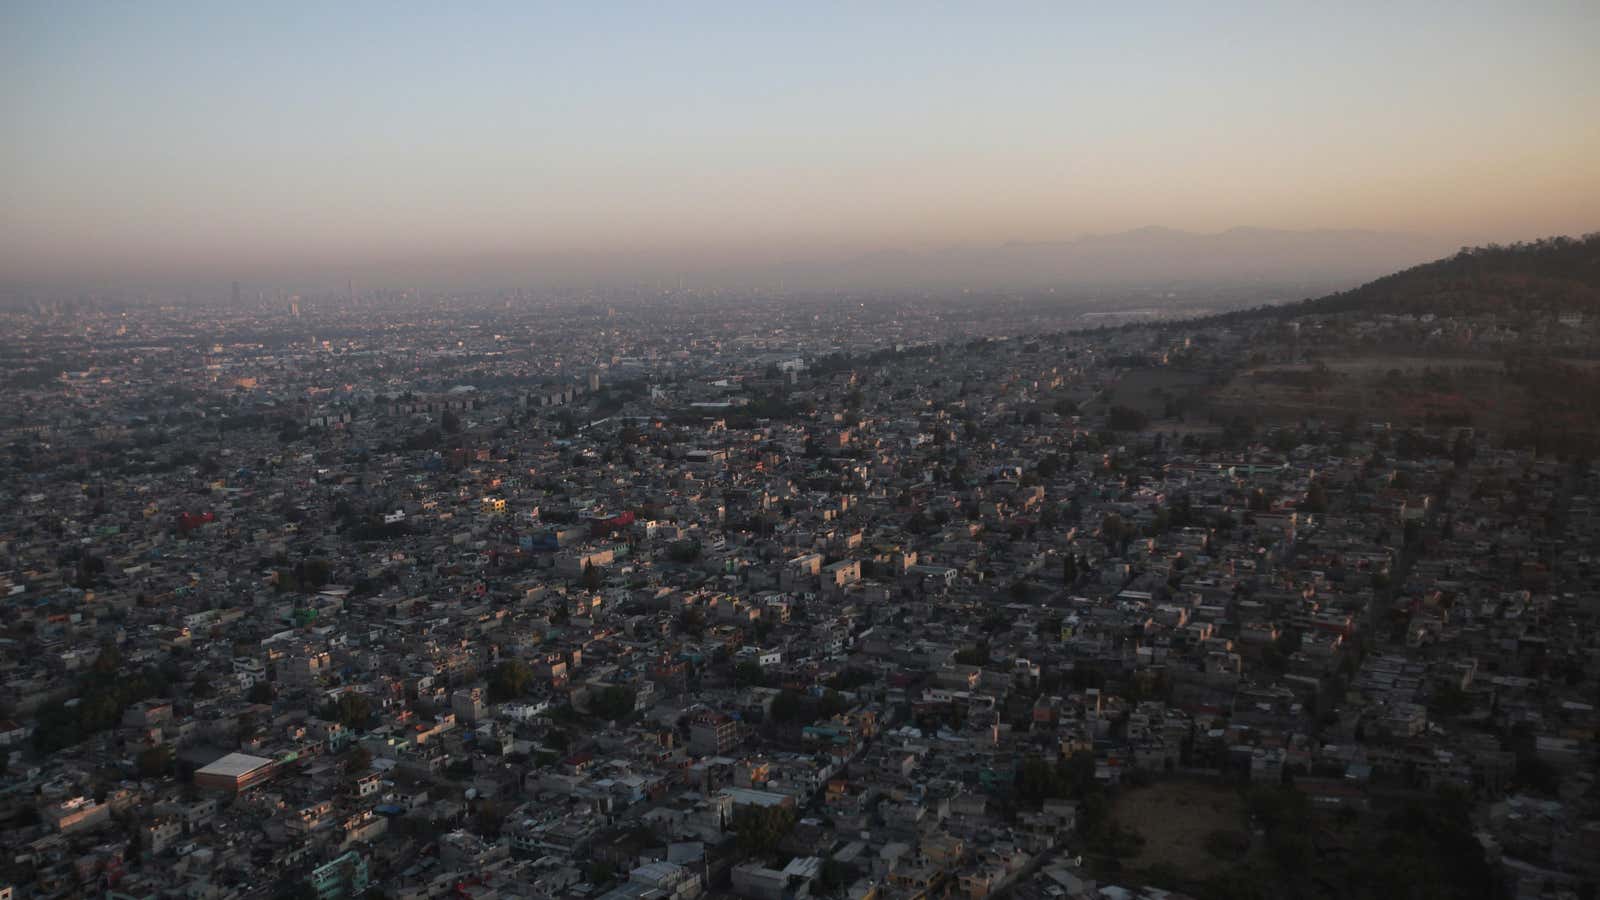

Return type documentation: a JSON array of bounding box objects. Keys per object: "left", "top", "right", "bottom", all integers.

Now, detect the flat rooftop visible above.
[{"left": 195, "top": 751, "right": 275, "bottom": 779}]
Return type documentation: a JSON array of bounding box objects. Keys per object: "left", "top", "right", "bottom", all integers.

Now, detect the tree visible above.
[
  {"left": 581, "top": 561, "right": 603, "bottom": 590},
  {"left": 676, "top": 608, "right": 705, "bottom": 634},
  {"left": 590, "top": 685, "right": 636, "bottom": 721},
  {"left": 954, "top": 642, "right": 990, "bottom": 666},
  {"left": 343, "top": 745, "right": 373, "bottom": 774},
  {"left": 1403, "top": 519, "right": 1423, "bottom": 548},
  {"left": 93, "top": 643, "right": 123, "bottom": 675},
  {"left": 1017, "top": 756, "right": 1067, "bottom": 804},
  {"left": 1201, "top": 868, "right": 1271, "bottom": 900},
  {"left": 1107, "top": 405, "right": 1149, "bottom": 431},
  {"left": 1101, "top": 513, "right": 1135, "bottom": 554},
  {"left": 769, "top": 690, "right": 805, "bottom": 724},
  {"left": 734, "top": 661, "right": 768, "bottom": 686},
  {"left": 474, "top": 801, "right": 508, "bottom": 839},
  {"left": 1204, "top": 828, "right": 1250, "bottom": 861},
  {"left": 1039, "top": 503, "right": 1059, "bottom": 529},
  {"left": 33, "top": 650, "right": 170, "bottom": 753},
  {"left": 1429, "top": 682, "right": 1473, "bottom": 719},
  {"left": 820, "top": 858, "right": 854, "bottom": 890},
  {"left": 1300, "top": 481, "right": 1329, "bottom": 513},
  {"left": 137, "top": 745, "right": 174, "bottom": 778},
  {"left": 733, "top": 804, "right": 796, "bottom": 855},
  {"left": 1036, "top": 453, "right": 1061, "bottom": 480},
  {"left": 544, "top": 728, "right": 570, "bottom": 752},
  {"left": 321, "top": 693, "right": 373, "bottom": 730},
  {"left": 273, "top": 878, "right": 318, "bottom": 900},
  {"left": 1036, "top": 614, "right": 1064, "bottom": 642},
  {"left": 487, "top": 660, "right": 534, "bottom": 703}
]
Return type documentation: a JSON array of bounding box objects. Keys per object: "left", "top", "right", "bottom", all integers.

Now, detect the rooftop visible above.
[{"left": 195, "top": 751, "right": 275, "bottom": 779}]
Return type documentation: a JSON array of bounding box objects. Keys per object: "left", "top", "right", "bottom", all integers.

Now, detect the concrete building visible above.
[{"left": 194, "top": 752, "right": 277, "bottom": 793}]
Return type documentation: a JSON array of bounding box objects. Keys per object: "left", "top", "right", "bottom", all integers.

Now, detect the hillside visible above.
[
  {"left": 1219, "top": 233, "right": 1600, "bottom": 322},
  {"left": 1151, "top": 233, "right": 1600, "bottom": 453},
  {"left": 808, "top": 227, "right": 1457, "bottom": 293}
]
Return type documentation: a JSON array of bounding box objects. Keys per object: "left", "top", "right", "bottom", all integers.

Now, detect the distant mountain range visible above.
[{"left": 803, "top": 226, "right": 1461, "bottom": 293}]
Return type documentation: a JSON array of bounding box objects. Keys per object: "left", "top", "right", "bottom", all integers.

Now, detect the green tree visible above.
[
  {"left": 321, "top": 692, "right": 373, "bottom": 730},
  {"left": 734, "top": 661, "right": 768, "bottom": 686},
  {"left": 487, "top": 660, "right": 535, "bottom": 703},
  {"left": 1300, "top": 481, "right": 1329, "bottom": 513},
  {"left": 590, "top": 685, "right": 637, "bottom": 721},
  {"left": 137, "top": 745, "right": 174, "bottom": 778},
  {"left": 33, "top": 649, "right": 170, "bottom": 753},
  {"left": 1063, "top": 554, "right": 1080, "bottom": 584},
  {"left": 1429, "top": 682, "right": 1473, "bottom": 719},
  {"left": 343, "top": 745, "right": 373, "bottom": 774},
  {"left": 732, "top": 804, "right": 796, "bottom": 855},
  {"left": 820, "top": 858, "right": 855, "bottom": 890},
  {"left": 1036, "top": 454, "right": 1061, "bottom": 479},
  {"left": 954, "top": 642, "right": 990, "bottom": 666},
  {"left": 247, "top": 680, "right": 275, "bottom": 705},
  {"left": 769, "top": 690, "right": 806, "bottom": 724}
]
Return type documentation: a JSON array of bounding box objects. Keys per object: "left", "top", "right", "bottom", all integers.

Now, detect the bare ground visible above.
[{"left": 1113, "top": 781, "right": 1244, "bottom": 879}]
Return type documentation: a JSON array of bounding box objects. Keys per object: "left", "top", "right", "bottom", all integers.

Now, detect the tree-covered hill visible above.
[{"left": 1217, "top": 233, "right": 1600, "bottom": 322}]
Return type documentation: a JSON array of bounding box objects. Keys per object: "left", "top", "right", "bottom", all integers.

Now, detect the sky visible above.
[{"left": 2, "top": 2, "right": 1598, "bottom": 290}]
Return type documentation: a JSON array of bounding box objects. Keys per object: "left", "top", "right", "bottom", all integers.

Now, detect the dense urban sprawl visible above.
[{"left": 1, "top": 291, "right": 1596, "bottom": 900}]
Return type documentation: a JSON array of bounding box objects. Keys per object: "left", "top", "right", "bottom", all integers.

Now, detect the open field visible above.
[
  {"left": 1113, "top": 781, "right": 1244, "bottom": 879},
  {"left": 1254, "top": 355, "right": 1503, "bottom": 374},
  {"left": 1208, "top": 356, "right": 1518, "bottom": 429},
  {"left": 1104, "top": 368, "right": 1214, "bottom": 418}
]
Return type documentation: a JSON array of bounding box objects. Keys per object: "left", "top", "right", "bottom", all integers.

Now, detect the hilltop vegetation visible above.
[
  {"left": 1142, "top": 233, "right": 1600, "bottom": 452},
  {"left": 1217, "top": 234, "right": 1600, "bottom": 323}
]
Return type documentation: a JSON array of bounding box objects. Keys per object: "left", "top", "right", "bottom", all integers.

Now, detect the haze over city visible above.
[
  {"left": 8, "top": 4, "right": 1600, "bottom": 900},
  {"left": 3, "top": 3, "right": 1597, "bottom": 293}
]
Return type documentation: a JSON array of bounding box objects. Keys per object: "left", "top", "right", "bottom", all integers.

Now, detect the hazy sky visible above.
[{"left": 3, "top": 2, "right": 1597, "bottom": 287}]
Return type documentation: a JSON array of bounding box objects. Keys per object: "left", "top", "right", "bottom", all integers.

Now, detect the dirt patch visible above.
[
  {"left": 1258, "top": 356, "right": 1504, "bottom": 375},
  {"left": 1113, "top": 780, "right": 1244, "bottom": 879},
  {"left": 1104, "top": 368, "right": 1213, "bottom": 419},
  {"left": 1208, "top": 358, "right": 1521, "bottom": 430}
]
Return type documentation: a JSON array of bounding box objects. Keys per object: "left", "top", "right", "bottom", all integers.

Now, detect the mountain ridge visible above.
[
  {"left": 812, "top": 226, "right": 1459, "bottom": 292},
  {"left": 1207, "top": 232, "right": 1600, "bottom": 322}
]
